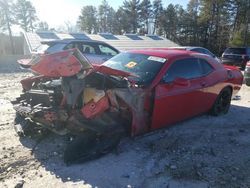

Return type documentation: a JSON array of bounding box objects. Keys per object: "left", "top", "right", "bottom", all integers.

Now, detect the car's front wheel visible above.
[
  {"left": 14, "top": 113, "right": 47, "bottom": 137},
  {"left": 210, "top": 87, "right": 232, "bottom": 116}
]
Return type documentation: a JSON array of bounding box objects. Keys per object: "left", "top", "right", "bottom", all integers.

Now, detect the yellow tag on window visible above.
[{"left": 125, "top": 61, "right": 137, "bottom": 68}]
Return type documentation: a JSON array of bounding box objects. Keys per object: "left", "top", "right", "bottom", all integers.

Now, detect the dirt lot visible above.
[{"left": 0, "top": 59, "right": 250, "bottom": 188}]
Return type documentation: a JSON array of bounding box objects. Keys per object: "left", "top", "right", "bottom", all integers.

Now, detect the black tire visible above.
[
  {"left": 14, "top": 113, "right": 28, "bottom": 137},
  {"left": 210, "top": 87, "right": 232, "bottom": 116},
  {"left": 64, "top": 130, "right": 123, "bottom": 165},
  {"left": 246, "top": 80, "right": 250, "bottom": 86},
  {"left": 241, "top": 62, "right": 247, "bottom": 71},
  {"left": 14, "top": 113, "right": 46, "bottom": 137}
]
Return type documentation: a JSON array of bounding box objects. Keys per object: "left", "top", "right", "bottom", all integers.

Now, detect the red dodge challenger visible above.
[{"left": 12, "top": 48, "right": 243, "bottom": 164}]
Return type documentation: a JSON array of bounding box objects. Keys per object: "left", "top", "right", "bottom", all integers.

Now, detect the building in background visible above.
[
  {"left": 22, "top": 31, "right": 179, "bottom": 55},
  {"left": 0, "top": 34, "right": 23, "bottom": 55}
]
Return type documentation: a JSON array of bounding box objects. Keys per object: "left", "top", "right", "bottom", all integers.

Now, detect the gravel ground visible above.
[{"left": 0, "top": 60, "right": 250, "bottom": 188}]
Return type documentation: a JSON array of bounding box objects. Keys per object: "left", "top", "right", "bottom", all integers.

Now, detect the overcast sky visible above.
[{"left": 28, "top": 0, "right": 188, "bottom": 30}]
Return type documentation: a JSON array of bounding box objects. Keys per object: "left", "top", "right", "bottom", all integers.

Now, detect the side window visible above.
[
  {"left": 81, "top": 44, "right": 96, "bottom": 54},
  {"left": 163, "top": 58, "right": 202, "bottom": 83},
  {"left": 98, "top": 44, "right": 118, "bottom": 56},
  {"left": 64, "top": 43, "right": 74, "bottom": 50},
  {"left": 64, "top": 43, "right": 75, "bottom": 50},
  {"left": 199, "top": 58, "right": 214, "bottom": 75}
]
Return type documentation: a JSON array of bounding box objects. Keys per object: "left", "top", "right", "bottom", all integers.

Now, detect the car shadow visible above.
[{"left": 18, "top": 104, "right": 250, "bottom": 187}]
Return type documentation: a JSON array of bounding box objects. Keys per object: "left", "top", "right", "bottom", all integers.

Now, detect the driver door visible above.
[{"left": 151, "top": 58, "right": 206, "bottom": 130}]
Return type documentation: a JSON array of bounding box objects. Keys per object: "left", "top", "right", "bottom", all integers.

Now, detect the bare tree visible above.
[
  {"left": 15, "top": 0, "right": 37, "bottom": 32},
  {"left": 0, "top": 0, "right": 15, "bottom": 54}
]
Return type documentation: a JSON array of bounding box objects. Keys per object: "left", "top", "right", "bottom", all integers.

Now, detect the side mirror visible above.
[{"left": 173, "top": 77, "right": 190, "bottom": 87}]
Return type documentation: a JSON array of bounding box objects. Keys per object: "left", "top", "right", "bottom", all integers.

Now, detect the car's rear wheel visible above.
[
  {"left": 210, "top": 87, "right": 232, "bottom": 116},
  {"left": 245, "top": 79, "right": 250, "bottom": 86},
  {"left": 241, "top": 64, "right": 246, "bottom": 70}
]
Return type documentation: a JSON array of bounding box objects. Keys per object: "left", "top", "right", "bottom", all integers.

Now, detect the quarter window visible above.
[
  {"left": 203, "top": 49, "right": 215, "bottom": 57},
  {"left": 192, "top": 48, "right": 206, "bottom": 54},
  {"left": 199, "top": 59, "right": 214, "bottom": 75}
]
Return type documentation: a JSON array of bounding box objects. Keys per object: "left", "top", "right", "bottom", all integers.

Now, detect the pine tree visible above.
[
  {"left": 0, "top": 0, "right": 15, "bottom": 53},
  {"left": 139, "top": 0, "right": 152, "bottom": 34},
  {"left": 97, "top": 0, "right": 116, "bottom": 33},
  {"left": 106, "top": 7, "right": 116, "bottom": 33},
  {"left": 161, "top": 4, "right": 178, "bottom": 40},
  {"left": 152, "top": 0, "right": 163, "bottom": 35},
  {"left": 113, "top": 7, "right": 129, "bottom": 34},
  {"left": 78, "top": 6, "right": 97, "bottom": 34},
  {"left": 122, "top": 0, "right": 141, "bottom": 33},
  {"left": 186, "top": 0, "right": 200, "bottom": 45},
  {"left": 98, "top": 0, "right": 109, "bottom": 33}
]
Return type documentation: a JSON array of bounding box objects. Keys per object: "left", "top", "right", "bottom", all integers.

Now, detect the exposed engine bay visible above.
[{"left": 12, "top": 49, "right": 150, "bottom": 164}]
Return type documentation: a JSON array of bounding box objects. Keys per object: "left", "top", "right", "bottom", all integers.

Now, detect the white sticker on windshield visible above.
[{"left": 147, "top": 56, "right": 166, "bottom": 63}]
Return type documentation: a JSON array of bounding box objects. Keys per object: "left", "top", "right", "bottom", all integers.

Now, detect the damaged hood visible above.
[
  {"left": 92, "top": 64, "right": 135, "bottom": 77},
  {"left": 30, "top": 48, "right": 134, "bottom": 78},
  {"left": 31, "top": 49, "right": 92, "bottom": 77}
]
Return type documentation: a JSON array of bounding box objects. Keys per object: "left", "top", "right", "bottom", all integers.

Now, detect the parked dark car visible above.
[
  {"left": 244, "top": 61, "right": 250, "bottom": 86},
  {"left": 221, "top": 47, "right": 250, "bottom": 70},
  {"left": 18, "top": 39, "right": 119, "bottom": 68}
]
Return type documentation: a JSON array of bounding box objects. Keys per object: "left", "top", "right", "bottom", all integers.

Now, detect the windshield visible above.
[
  {"left": 103, "top": 52, "right": 167, "bottom": 85},
  {"left": 45, "top": 43, "right": 66, "bottom": 54},
  {"left": 224, "top": 48, "right": 246, "bottom": 55}
]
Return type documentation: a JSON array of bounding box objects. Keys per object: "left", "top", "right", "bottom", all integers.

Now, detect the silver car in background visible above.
[{"left": 18, "top": 39, "right": 119, "bottom": 68}]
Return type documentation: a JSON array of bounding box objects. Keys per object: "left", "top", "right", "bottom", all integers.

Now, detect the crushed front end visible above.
[{"left": 12, "top": 49, "right": 150, "bottom": 164}]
